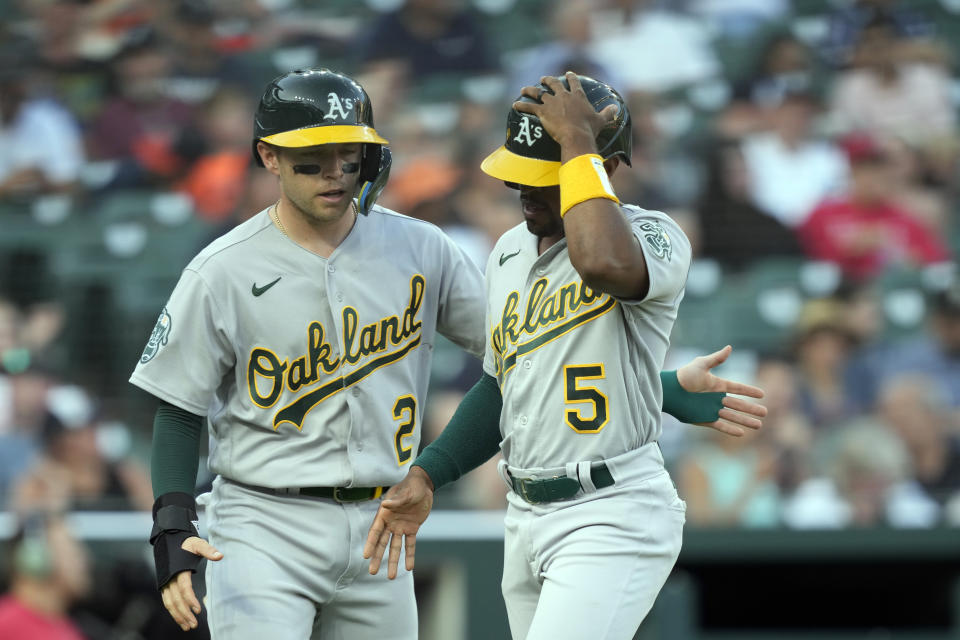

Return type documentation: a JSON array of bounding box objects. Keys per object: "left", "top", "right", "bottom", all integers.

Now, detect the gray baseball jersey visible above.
[
  {"left": 130, "top": 205, "right": 484, "bottom": 489},
  {"left": 482, "top": 205, "right": 691, "bottom": 471}
]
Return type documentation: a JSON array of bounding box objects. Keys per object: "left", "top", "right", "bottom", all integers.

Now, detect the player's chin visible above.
[
  {"left": 524, "top": 218, "right": 560, "bottom": 238},
  {"left": 311, "top": 196, "right": 352, "bottom": 217}
]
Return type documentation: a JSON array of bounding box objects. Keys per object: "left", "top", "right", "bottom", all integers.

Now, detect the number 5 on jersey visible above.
[
  {"left": 393, "top": 395, "right": 416, "bottom": 465},
  {"left": 564, "top": 364, "right": 609, "bottom": 433}
]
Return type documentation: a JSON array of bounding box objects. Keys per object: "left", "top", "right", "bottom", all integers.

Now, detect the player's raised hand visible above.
[
  {"left": 514, "top": 71, "right": 618, "bottom": 151},
  {"left": 677, "top": 345, "right": 767, "bottom": 437},
  {"left": 364, "top": 466, "right": 434, "bottom": 579},
  {"left": 160, "top": 536, "right": 222, "bottom": 632}
]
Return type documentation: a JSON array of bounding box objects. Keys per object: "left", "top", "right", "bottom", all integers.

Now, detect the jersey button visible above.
[
  {"left": 522, "top": 360, "right": 532, "bottom": 370},
  {"left": 519, "top": 415, "right": 528, "bottom": 425},
  {"left": 352, "top": 388, "right": 360, "bottom": 397},
  {"left": 327, "top": 265, "right": 336, "bottom": 273},
  {"left": 537, "top": 268, "right": 545, "bottom": 275},
  {"left": 336, "top": 292, "right": 344, "bottom": 302},
  {"left": 357, "top": 441, "right": 364, "bottom": 451}
]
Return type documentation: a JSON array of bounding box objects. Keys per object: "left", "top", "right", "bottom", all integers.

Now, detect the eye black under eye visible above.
[{"left": 292, "top": 164, "right": 323, "bottom": 174}]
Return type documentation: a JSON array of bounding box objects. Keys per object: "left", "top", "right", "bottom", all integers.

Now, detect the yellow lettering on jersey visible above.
[
  {"left": 392, "top": 395, "right": 417, "bottom": 465},
  {"left": 287, "top": 321, "right": 342, "bottom": 393},
  {"left": 248, "top": 348, "right": 289, "bottom": 408},
  {"left": 521, "top": 278, "right": 549, "bottom": 335},
  {"left": 490, "top": 277, "right": 611, "bottom": 375},
  {"left": 245, "top": 274, "right": 427, "bottom": 429},
  {"left": 343, "top": 275, "right": 424, "bottom": 365},
  {"left": 491, "top": 291, "right": 520, "bottom": 360},
  {"left": 308, "top": 321, "right": 341, "bottom": 376}
]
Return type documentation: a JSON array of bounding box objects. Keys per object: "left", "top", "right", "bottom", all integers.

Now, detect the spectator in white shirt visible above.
[
  {"left": 741, "top": 88, "right": 848, "bottom": 227},
  {"left": 0, "top": 65, "right": 84, "bottom": 199},
  {"left": 589, "top": 0, "right": 720, "bottom": 94}
]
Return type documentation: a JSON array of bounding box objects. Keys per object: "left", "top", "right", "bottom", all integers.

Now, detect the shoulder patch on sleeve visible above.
[
  {"left": 140, "top": 307, "right": 172, "bottom": 363},
  {"left": 639, "top": 221, "right": 672, "bottom": 262}
]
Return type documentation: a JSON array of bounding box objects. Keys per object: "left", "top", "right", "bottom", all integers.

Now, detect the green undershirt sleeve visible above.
[
  {"left": 660, "top": 370, "right": 726, "bottom": 424},
  {"left": 413, "top": 373, "right": 503, "bottom": 490},
  {"left": 151, "top": 401, "right": 204, "bottom": 498}
]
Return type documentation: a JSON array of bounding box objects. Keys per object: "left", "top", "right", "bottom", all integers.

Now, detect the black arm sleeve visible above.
[
  {"left": 413, "top": 373, "right": 503, "bottom": 490},
  {"left": 151, "top": 401, "right": 204, "bottom": 498}
]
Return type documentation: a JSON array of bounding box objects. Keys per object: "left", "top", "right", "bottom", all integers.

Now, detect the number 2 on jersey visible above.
[
  {"left": 563, "top": 364, "right": 609, "bottom": 433},
  {"left": 393, "top": 395, "right": 416, "bottom": 465}
]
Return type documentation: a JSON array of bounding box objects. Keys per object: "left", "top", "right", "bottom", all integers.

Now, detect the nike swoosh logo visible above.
[
  {"left": 499, "top": 250, "right": 521, "bottom": 266},
  {"left": 252, "top": 276, "right": 282, "bottom": 297}
]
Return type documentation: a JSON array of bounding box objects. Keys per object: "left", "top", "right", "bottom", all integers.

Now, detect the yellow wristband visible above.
[{"left": 558, "top": 153, "right": 619, "bottom": 217}]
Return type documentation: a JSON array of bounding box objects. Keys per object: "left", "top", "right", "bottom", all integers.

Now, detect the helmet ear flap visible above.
[
  {"left": 359, "top": 143, "right": 381, "bottom": 182},
  {"left": 357, "top": 146, "right": 392, "bottom": 215}
]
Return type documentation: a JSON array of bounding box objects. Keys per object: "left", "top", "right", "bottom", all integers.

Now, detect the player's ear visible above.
[
  {"left": 257, "top": 141, "right": 281, "bottom": 175},
  {"left": 603, "top": 156, "right": 620, "bottom": 177}
]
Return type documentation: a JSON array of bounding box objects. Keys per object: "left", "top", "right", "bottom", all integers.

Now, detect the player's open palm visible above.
[
  {"left": 364, "top": 467, "right": 434, "bottom": 579},
  {"left": 160, "top": 536, "right": 222, "bottom": 631},
  {"left": 677, "top": 345, "right": 767, "bottom": 437}
]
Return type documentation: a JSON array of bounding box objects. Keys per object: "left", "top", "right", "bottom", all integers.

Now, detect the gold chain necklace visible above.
[
  {"left": 271, "top": 200, "right": 358, "bottom": 238},
  {"left": 271, "top": 203, "right": 287, "bottom": 237}
]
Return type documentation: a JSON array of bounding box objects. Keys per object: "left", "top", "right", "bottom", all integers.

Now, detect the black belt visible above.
[
  {"left": 230, "top": 479, "right": 388, "bottom": 503},
  {"left": 509, "top": 462, "right": 614, "bottom": 504}
]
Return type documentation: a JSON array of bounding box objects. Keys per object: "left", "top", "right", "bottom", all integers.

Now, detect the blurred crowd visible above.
[{"left": 1, "top": 0, "right": 960, "bottom": 633}]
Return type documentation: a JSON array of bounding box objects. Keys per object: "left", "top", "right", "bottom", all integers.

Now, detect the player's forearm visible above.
[
  {"left": 413, "top": 373, "right": 503, "bottom": 490},
  {"left": 565, "top": 202, "right": 649, "bottom": 298},
  {"left": 558, "top": 135, "right": 649, "bottom": 298},
  {"left": 151, "top": 402, "right": 204, "bottom": 498}
]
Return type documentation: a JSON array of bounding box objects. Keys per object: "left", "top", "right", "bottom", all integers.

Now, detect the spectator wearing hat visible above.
[
  {"left": 10, "top": 387, "right": 152, "bottom": 514},
  {"left": 792, "top": 299, "right": 861, "bottom": 430},
  {"left": 798, "top": 133, "right": 950, "bottom": 280}
]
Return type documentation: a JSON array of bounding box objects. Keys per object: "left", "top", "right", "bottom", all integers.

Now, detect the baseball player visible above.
[
  {"left": 133, "top": 68, "right": 486, "bottom": 639},
  {"left": 365, "top": 73, "right": 733, "bottom": 640},
  {"left": 137, "top": 68, "right": 762, "bottom": 639}
]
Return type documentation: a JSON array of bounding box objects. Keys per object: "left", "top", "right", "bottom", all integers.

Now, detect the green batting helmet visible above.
[
  {"left": 252, "top": 68, "right": 391, "bottom": 214},
  {"left": 481, "top": 75, "right": 632, "bottom": 188}
]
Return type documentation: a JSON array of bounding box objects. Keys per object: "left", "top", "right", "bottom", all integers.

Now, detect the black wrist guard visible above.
[{"left": 150, "top": 492, "right": 201, "bottom": 590}]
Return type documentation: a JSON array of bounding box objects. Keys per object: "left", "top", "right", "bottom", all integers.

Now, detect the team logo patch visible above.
[
  {"left": 140, "top": 307, "right": 172, "bottom": 363},
  {"left": 513, "top": 116, "right": 543, "bottom": 147},
  {"left": 640, "top": 221, "right": 672, "bottom": 262},
  {"left": 323, "top": 92, "right": 354, "bottom": 121}
]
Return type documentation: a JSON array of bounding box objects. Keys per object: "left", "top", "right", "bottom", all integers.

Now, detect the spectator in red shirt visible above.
[
  {"left": 0, "top": 514, "right": 89, "bottom": 640},
  {"left": 799, "top": 133, "right": 950, "bottom": 280}
]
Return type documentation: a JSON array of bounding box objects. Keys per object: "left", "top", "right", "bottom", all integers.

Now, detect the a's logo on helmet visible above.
[
  {"left": 140, "top": 307, "right": 172, "bottom": 364},
  {"left": 324, "top": 93, "right": 354, "bottom": 121},
  {"left": 513, "top": 116, "right": 543, "bottom": 147}
]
